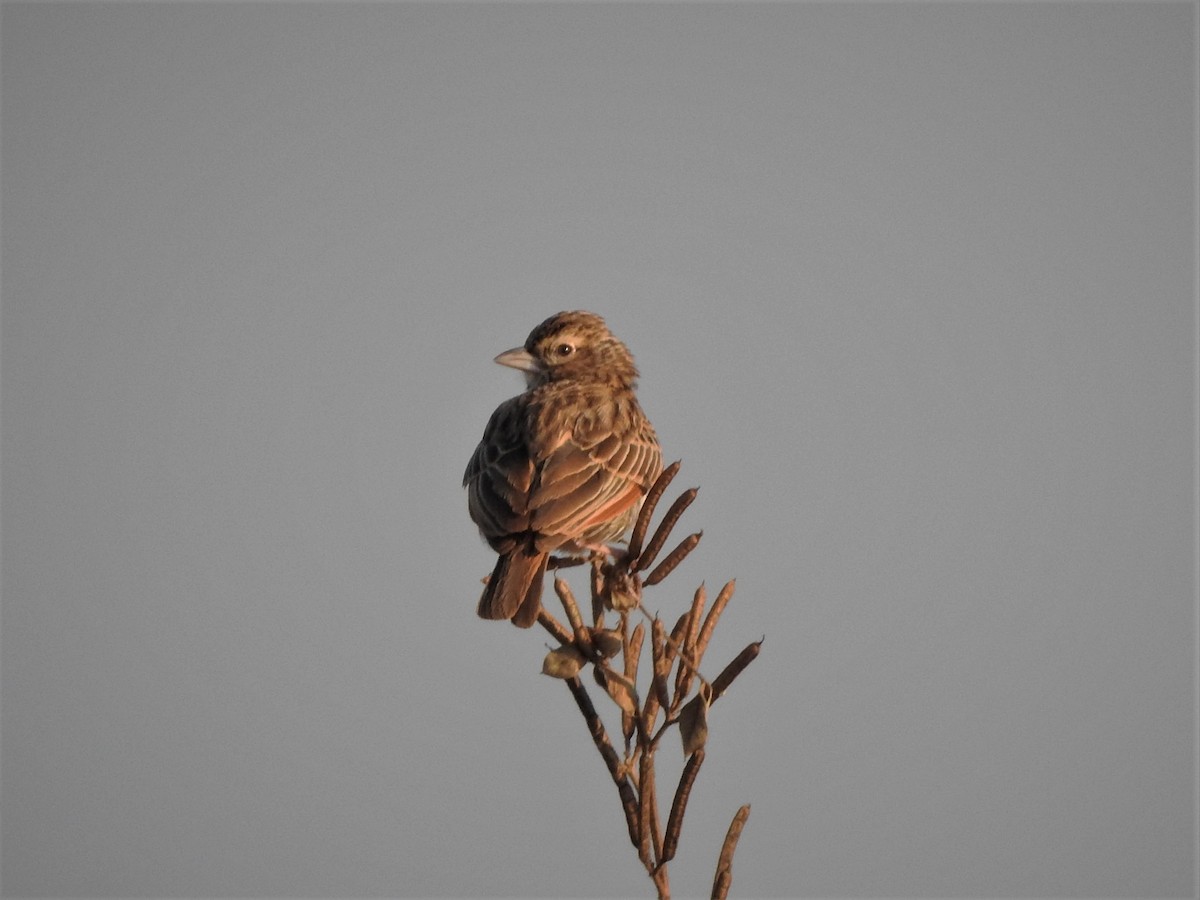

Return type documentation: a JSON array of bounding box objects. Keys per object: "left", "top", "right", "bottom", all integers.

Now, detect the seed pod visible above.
[
  {"left": 542, "top": 644, "right": 587, "bottom": 679},
  {"left": 711, "top": 640, "right": 762, "bottom": 698},
  {"left": 590, "top": 628, "right": 624, "bottom": 659},
  {"left": 605, "top": 569, "right": 642, "bottom": 611}
]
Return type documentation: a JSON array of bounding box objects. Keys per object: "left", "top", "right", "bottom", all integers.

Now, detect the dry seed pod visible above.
[
  {"left": 711, "top": 639, "right": 762, "bottom": 698},
  {"left": 674, "top": 584, "right": 707, "bottom": 699},
  {"left": 535, "top": 608, "right": 574, "bottom": 645},
  {"left": 650, "top": 618, "right": 672, "bottom": 712},
  {"left": 628, "top": 460, "right": 681, "bottom": 562},
  {"left": 712, "top": 804, "right": 751, "bottom": 900},
  {"left": 604, "top": 567, "right": 642, "bottom": 611},
  {"left": 636, "top": 487, "right": 697, "bottom": 575},
  {"left": 590, "top": 628, "right": 624, "bottom": 659},
  {"left": 625, "top": 621, "right": 646, "bottom": 681},
  {"left": 553, "top": 577, "right": 586, "bottom": 633},
  {"left": 678, "top": 692, "right": 709, "bottom": 754},
  {"left": 542, "top": 644, "right": 587, "bottom": 679},
  {"left": 622, "top": 621, "right": 645, "bottom": 745},
  {"left": 643, "top": 531, "right": 702, "bottom": 587},
  {"left": 695, "top": 578, "right": 736, "bottom": 660},
  {"left": 661, "top": 749, "right": 705, "bottom": 864}
]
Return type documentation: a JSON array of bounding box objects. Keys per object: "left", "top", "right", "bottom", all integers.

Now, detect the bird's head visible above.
[{"left": 494, "top": 310, "right": 639, "bottom": 389}]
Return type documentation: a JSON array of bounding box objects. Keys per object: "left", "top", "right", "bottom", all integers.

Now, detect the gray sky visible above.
[{"left": 1, "top": 2, "right": 1194, "bottom": 898}]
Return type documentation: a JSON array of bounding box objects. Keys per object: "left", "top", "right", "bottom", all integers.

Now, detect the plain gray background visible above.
[{"left": 1, "top": 2, "right": 1195, "bottom": 897}]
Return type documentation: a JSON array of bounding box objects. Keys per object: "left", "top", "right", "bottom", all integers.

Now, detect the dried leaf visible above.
[
  {"left": 678, "top": 693, "right": 709, "bottom": 754},
  {"left": 596, "top": 667, "right": 639, "bottom": 716}
]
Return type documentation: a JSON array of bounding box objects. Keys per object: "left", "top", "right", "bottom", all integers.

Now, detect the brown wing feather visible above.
[
  {"left": 529, "top": 396, "right": 662, "bottom": 546},
  {"left": 464, "top": 397, "right": 536, "bottom": 551}
]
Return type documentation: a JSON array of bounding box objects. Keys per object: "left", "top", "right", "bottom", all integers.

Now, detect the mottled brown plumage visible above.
[{"left": 465, "top": 311, "right": 663, "bottom": 627}]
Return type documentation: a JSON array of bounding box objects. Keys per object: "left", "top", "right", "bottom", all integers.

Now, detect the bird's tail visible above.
[{"left": 477, "top": 549, "right": 547, "bottom": 628}]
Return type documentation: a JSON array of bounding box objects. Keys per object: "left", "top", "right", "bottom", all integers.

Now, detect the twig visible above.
[
  {"left": 521, "top": 465, "right": 760, "bottom": 899},
  {"left": 565, "top": 675, "right": 640, "bottom": 850}
]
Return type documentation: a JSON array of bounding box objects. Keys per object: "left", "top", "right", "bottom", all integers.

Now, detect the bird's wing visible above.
[
  {"left": 464, "top": 397, "right": 535, "bottom": 544},
  {"left": 529, "top": 400, "right": 662, "bottom": 541}
]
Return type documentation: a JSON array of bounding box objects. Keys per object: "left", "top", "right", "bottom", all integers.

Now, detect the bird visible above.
[{"left": 464, "top": 311, "right": 664, "bottom": 628}]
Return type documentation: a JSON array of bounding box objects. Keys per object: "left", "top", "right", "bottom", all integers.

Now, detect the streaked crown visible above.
[{"left": 523, "top": 310, "right": 639, "bottom": 387}]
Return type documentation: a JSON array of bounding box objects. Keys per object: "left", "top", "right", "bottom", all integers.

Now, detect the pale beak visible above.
[{"left": 494, "top": 347, "right": 541, "bottom": 373}]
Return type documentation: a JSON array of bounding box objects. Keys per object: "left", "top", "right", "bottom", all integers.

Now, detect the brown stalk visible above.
[
  {"left": 590, "top": 558, "right": 606, "bottom": 624},
  {"left": 565, "top": 675, "right": 640, "bottom": 850},
  {"left": 515, "top": 464, "right": 758, "bottom": 899}
]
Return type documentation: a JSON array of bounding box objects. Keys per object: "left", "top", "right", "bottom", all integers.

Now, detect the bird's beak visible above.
[{"left": 494, "top": 347, "right": 541, "bottom": 373}]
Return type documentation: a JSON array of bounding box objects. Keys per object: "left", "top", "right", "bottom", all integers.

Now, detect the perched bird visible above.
[{"left": 464, "top": 311, "right": 664, "bottom": 627}]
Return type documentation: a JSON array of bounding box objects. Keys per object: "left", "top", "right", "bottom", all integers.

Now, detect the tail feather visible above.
[{"left": 477, "top": 550, "right": 547, "bottom": 628}]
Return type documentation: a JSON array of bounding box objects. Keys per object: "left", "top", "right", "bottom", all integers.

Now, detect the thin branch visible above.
[
  {"left": 564, "top": 675, "right": 641, "bottom": 850},
  {"left": 520, "top": 462, "right": 758, "bottom": 899}
]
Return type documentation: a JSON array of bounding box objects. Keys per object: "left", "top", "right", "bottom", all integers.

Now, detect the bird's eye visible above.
[{"left": 554, "top": 343, "right": 574, "bottom": 357}]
